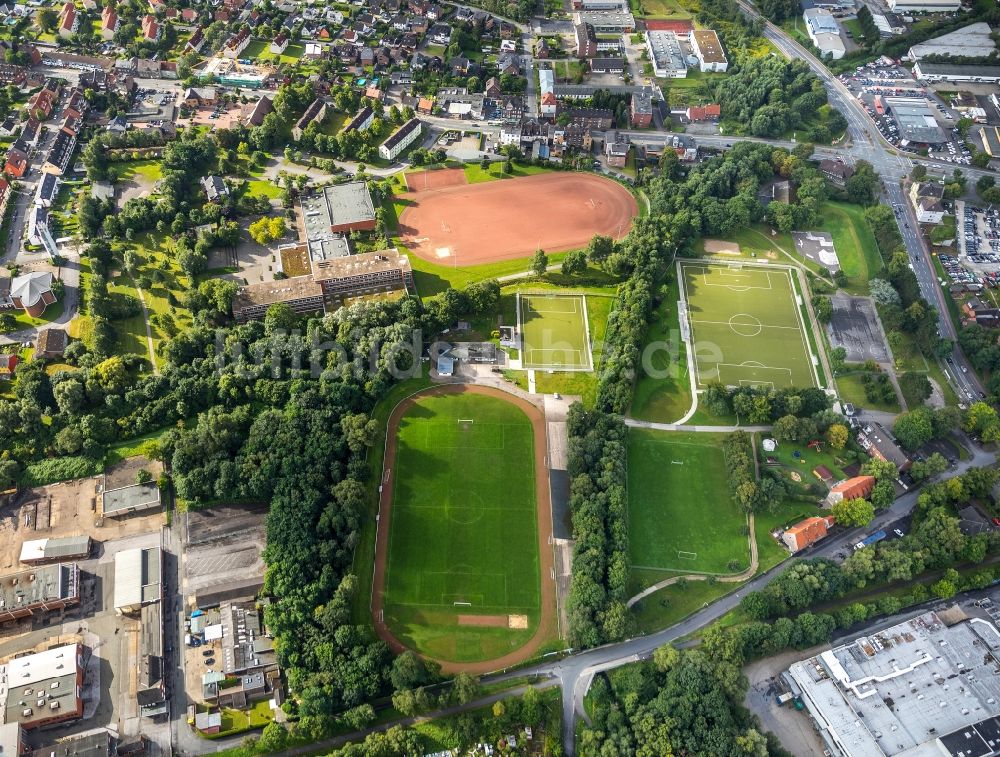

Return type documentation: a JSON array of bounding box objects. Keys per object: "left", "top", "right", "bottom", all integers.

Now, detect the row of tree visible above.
[{"left": 565, "top": 405, "right": 630, "bottom": 648}]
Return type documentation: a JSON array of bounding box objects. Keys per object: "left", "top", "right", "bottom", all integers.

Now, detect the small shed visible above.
[{"left": 812, "top": 465, "right": 834, "bottom": 483}]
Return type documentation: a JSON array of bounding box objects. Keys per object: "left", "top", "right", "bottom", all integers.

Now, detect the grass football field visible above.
[
  {"left": 681, "top": 262, "right": 816, "bottom": 389},
  {"left": 384, "top": 393, "right": 541, "bottom": 662},
  {"left": 519, "top": 293, "right": 592, "bottom": 371},
  {"left": 627, "top": 429, "right": 750, "bottom": 575}
]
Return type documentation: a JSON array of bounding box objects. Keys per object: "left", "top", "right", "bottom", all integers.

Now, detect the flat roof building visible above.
[
  {"left": 231, "top": 276, "right": 326, "bottom": 324},
  {"left": 787, "top": 611, "right": 1000, "bottom": 757},
  {"left": 690, "top": 29, "right": 727, "bottom": 72},
  {"left": 803, "top": 8, "right": 845, "bottom": 60},
  {"left": 0, "top": 643, "right": 85, "bottom": 729},
  {"left": 644, "top": 31, "right": 687, "bottom": 78},
  {"left": 887, "top": 98, "right": 947, "bottom": 145},
  {"left": 890, "top": 0, "right": 960, "bottom": 12},
  {"left": 113, "top": 546, "right": 161, "bottom": 615},
  {"left": 0, "top": 564, "right": 80, "bottom": 624},
  {"left": 908, "top": 22, "right": 994, "bottom": 61},
  {"left": 312, "top": 182, "right": 376, "bottom": 234},
  {"left": 574, "top": 9, "right": 635, "bottom": 32},
  {"left": 19, "top": 535, "right": 91, "bottom": 565},
  {"left": 312, "top": 247, "right": 414, "bottom": 297},
  {"left": 30, "top": 730, "right": 116, "bottom": 757},
  {"left": 914, "top": 62, "right": 1000, "bottom": 83},
  {"left": 101, "top": 481, "right": 161, "bottom": 518}
]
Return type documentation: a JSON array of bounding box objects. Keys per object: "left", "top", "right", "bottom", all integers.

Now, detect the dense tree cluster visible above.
[
  {"left": 702, "top": 382, "right": 831, "bottom": 422},
  {"left": 580, "top": 646, "right": 781, "bottom": 756},
  {"left": 565, "top": 406, "right": 630, "bottom": 647},
  {"left": 723, "top": 431, "right": 786, "bottom": 513}
]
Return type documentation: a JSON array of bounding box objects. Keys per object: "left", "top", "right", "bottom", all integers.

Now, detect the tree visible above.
[
  {"left": 826, "top": 423, "right": 848, "bottom": 449},
  {"left": 813, "top": 296, "right": 833, "bottom": 323},
  {"left": 531, "top": 249, "right": 548, "bottom": 276},
  {"left": 263, "top": 302, "right": 299, "bottom": 335},
  {"left": 561, "top": 249, "right": 588, "bottom": 276},
  {"left": 772, "top": 414, "right": 800, "bottom": 441},
  {"left": 862, "top": 457, "right": 897, "bottom": 482},
  {"left": 451, "top": 672, "right": 480, "bottom": 704},
  {"left": 893, "top": 408, "right": 934, "bottom": 450},
  {"left": 389, "top": 651, "right": 426, "bottom": 692},
  {"left": 869, "top": 278, "right": 901, "bottom": 306},
  {"left": 831, "top": 497, "right": 875, "bottom": 527},
  {"left": 870, "top": 479, "right": 895, "bottom": 510},
  {"left": 37, "top": 7, "right": 57, "bottom": 31}
]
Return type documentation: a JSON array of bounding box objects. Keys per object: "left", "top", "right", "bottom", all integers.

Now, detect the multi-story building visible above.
[
  {"left": 0, "top": 643, "right": 86, "bottom": 730},
  {"left": 0, "top": 564, "right": 80, "bottom": 623},
  {"left": 378, "top": 118, "right": 422, "bottom": 160},
  {"left": 691, "top": 29, "right": 728, "bottom": 72}
]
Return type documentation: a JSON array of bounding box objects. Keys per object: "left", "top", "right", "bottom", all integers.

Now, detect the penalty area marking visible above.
[{"left": 678, "top": 551, "right": 698, "bottom": 561}]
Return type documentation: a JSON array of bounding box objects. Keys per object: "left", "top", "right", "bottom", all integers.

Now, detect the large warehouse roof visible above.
[
  {"left": 908, "top": 22, "right": 996, "bottom": 61},
  {"left": 787, "top": 611, "right": 1000, "bottom": 757}
]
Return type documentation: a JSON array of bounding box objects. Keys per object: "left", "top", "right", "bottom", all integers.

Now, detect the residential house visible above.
[
  {"left": 963, "top": 297, "right": 1000, "bottom": 327},
  {"left": 574, "top": 22, "right": 597, "bottom": 58},
  {"left": 0, "top": 63, "right": 27, "bottom": 86},
  {"left": 591, "top": 57, "right": 624, "bottom": 74},
  {"left": 180, "top": 7, "right": 197, "bottom": 22},
  {"left": 35, "top": 328, "right": 67, "bottom": 359},
  {"left": 57, "top": 1, "right": 78, "bottom": 38},
  {"left": 909, "top": 181, "right": 945, "bottom": 224},
  {"left": 540, "top": 91, "right": 557, "bottom": 118},
  {"left": 223, "top": 27, "right": 251, "bottom": 59},
  {"left": 292, "top": 98, "right": 327, "bottom": 140},
  {"left": 686, "top": 103, "right": 721, "bottom": 122},
  {"left": 186, "top": 27, "right": 205, "bottom": 52},
  {"left": 201, "top": 175, "right": 228, "bottom": 202},
  {"left": 483, "top": 76, "right": 502, "bottom": 98},
  {"left": 182, "top": 87, "right": 217, "bottom": 107},
  {"left": 141, "top": 14, "right": 159, "bottom": 41},
  {"left": 3, "top": 144, "right": 28, "bottom": 177},
  {"left": 343, "top": 105, "right": 374, "bottom": 132},
  {"left": 630, "top": 89, "right": 653, "bottom": 127},
  {"left": 819, "top": 158, "right": 855, "bottom": 187},
  {"left": 42, "top": 129, "right": 76, "bottom": 175},
  {"left": 605, "top": 134, "right": 629, "bottom": 167},
  {"left": 857, "top": 422, "right": 911, "bottom": 471},
  {"left": 243, "top": 95, "right": 273, "bottom": 127},
  {"left": 270, "top": 32, "right": 288, "bottom": 54},
  {"left": 782, "top": 516, "right": 836, "bottom": 553},
  {"left": 826, "top": 475, "right": 876, "bottom": 505},
  {"left": 497, "top": 53, "right": 520, "bottom": 76},
  {"left": 27, "top": 79, "right": 60, "bottom": 120},
  {"left": 100, "top": 5, "right": 118, "bottom": 39},
  {"left": 428, "top": 22, "right": 451, "bottom": 44}
]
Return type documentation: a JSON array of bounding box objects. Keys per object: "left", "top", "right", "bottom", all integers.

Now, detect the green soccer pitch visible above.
[
  {"left": 680, "top": 262, "right": 817, "bottom": 390},
  {"left": 518, "top": 293, "right": 593, "bottom": 371},
  {"left": 383, "top": 392, "right": 541, "bottom": 662},
  {"left": 627, "top": 429, "right": 751, "bottom": 575}
]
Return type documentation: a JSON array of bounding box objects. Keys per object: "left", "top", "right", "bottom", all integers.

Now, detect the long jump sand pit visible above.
[
  {"left": 398, "top": 172, "right": 638, "bottom": 264},
  {"left": 404, "top": 167, "right": 468, "bottom": 192}
]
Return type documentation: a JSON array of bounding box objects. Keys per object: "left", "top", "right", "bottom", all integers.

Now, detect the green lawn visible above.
[
  {"left": 631, "top": 272, "right": 693, "bottom": 423},
  {"left": 462, "top": 162, "right": 551, "bottom": 184},
  {"left": 241, "top": 38, "right": 267, "bottom": 59},
  {"left": 117, "top": 160, "right": 163, "bottom": 185},
  {"left": 256, "top": 42, "right": 305, "bottom": 64},
  {"left": 628, "top": 578, "right": 736, "bottom": 634},
  {"left": 519, "top": 293, "right": 592, "bottom": 370},
  {"left": 384, "top": 392, "right": 541, "bottom": 663},
  {"left": 835, "top": 370, "right": 901, "bottom": 413},
  {"left": 244, "top": 180, "right": 283, "bottom": 199},
  {"left": 628, "top": 429, "right": 750, "bottom": 576},
  {"left": 819, "top": 201, "right": 883, "bottom": 290},
  {"left": 629, "top": 0, "right": 696, "bottom": 18},
  {"left": 681, "top": 261, "right": 817, "bottom": 389}
]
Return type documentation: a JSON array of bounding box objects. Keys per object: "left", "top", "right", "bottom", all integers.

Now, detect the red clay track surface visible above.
[
  {"left": 404, "top": 167, "right": 468, "bottom": 192},
  {"left": 398, "top": 172, "right": 638, "bottom": 264},
  {"left": 372, "top": 384, "right": 557, "bottom": 674}
]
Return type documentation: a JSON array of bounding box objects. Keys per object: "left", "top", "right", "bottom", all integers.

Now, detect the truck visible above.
[{"left": 854, "top": 530, "right": 887, "bottom": 550}]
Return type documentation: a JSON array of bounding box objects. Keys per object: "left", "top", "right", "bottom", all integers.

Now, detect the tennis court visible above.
[
  {"left": 680, "top": 262, "right": 817, "bottom": 389},
  {"left": 518, "top": 293, "right": 593, "bottom": 371}
]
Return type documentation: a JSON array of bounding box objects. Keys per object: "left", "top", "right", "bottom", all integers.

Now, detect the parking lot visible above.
[
  {"left": 959, "top": 200, "right": 1000, "bottom": 266},
  {"left": 842, "top": 60, "right": 969, "bottom": 160}
]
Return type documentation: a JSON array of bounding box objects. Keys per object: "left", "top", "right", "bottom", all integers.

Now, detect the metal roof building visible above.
[
  {"left": 101, "top": 481, "right": 160, "bottom": 518},
  {"left": 886, "top": 98, "right": 947, "bottom": 145},
  {"left": 907, "top": 22, "right": 995, "bottom": 61},
  {"left": 19, "top": 535, "right": 91, "bottom": 565},
  {"left": 113, "top": 546, "right": 161, "bottom": 615}
]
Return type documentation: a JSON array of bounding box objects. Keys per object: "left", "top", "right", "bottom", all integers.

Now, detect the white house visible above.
[
  {"left": 803, "top": 8, "right": 846, "bottom": 60},
  {"left": 378, "top": 118, "right": 422, "bottom": 161}
]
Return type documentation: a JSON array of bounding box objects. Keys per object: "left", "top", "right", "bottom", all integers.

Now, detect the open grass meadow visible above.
[
  {"left": 627, "top": 429, "right": 751, "bottom": 576},
  {"left": 681, "top": 262, "right": 816, "bottom": 389},
  {"left": 383, "top": 392, "right": 541, "bottom": 662}
]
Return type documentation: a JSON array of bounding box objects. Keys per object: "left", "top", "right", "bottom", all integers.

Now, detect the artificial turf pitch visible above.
[
  {"left": 681, "top": 262, "right": 816, "bottom": 389},
  {"left": 383, "top": 393, "right": 540, "bottom": 661},
  {"left": 627, "top": 429, "right": 750, "bottom": 575},
  {"left": 519, "top": 293, "right": 592, "bottom": 371}
]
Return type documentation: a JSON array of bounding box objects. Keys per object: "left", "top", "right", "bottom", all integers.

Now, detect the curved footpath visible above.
[{"left": 371, "top": 383, "right": 558, "bottom": 675}]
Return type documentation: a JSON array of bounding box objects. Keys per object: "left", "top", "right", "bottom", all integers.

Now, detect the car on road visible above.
[{"left": 893, "top": 528, "right": 904, "bottom": 537}]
